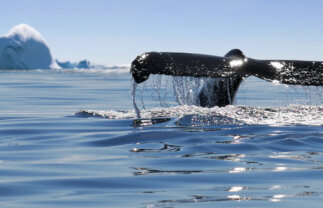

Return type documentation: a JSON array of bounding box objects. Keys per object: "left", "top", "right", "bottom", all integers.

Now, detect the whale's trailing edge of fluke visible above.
[
  {"left": 131, "top": 49, "right": 323, "bottom": 86},
  {"left": 131, "top": 49, "right": 323, "bottom": 107}
]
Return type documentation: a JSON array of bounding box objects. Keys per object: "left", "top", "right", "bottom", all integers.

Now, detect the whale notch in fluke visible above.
[{"left": 131, "top": 49, "right": 323, "bottom": 107}]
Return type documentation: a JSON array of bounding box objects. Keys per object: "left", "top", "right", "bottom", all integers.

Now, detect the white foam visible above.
[
  {"left": 118, "top": 74, "right": 323, "bottom": 126},
  {"left": 76, "top": 105, "right": 323, "bottom": 126}
]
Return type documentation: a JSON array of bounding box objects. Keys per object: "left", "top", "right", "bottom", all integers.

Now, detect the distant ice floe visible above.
[
  {"left": 56, "top": 60, "right": 86, "bottom": 69},
  {"left": 56, "top": 59, "right": 95, "bottom": 69},
  {"left": 0, "top": 24, "right": 60, "bottom": 70},
  {"left": 52, "top": 67, "right": 130, "bottom": 76},
  {"left": 56, "top": 59, "right": 130, "bottom": 70}
]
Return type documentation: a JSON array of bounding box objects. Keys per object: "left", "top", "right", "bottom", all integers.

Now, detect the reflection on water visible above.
[
  {"left": 229, "top": 167, "right": 248, "bottom": 173},
  {"left": 131, "top": 167, "right": 203, "bottom": 176},
  {"left": 270, "top": 194, "right": 286, "bottom": 202},
  {"left": 228, "top": 186, "right": 244, "bottom": 192},
  {"left": 131, "top": 143, "right": 181, "bottom": 153},
  {"left": 148, "top": 184, "right": 320, "bottom": 207}
]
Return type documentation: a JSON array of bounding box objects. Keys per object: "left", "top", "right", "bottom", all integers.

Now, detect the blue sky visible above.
[{"left": 1, "top": 0, "right": 323, "bottom": 65}]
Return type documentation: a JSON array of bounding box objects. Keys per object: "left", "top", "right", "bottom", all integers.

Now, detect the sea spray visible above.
[
  {"left": 172, "top": 76, "right": 202, "bottom": 106},
  {"left": 77, "top": 105, "right": 323, "bottom": 126},
  {"left": 151, "top": 75, "right": 169, "bottom": 107},
  {"left": 132, "top": 74, "right": 240, "bottom": 110},
  {"left": 132, "top": 75, "right": 205, "bottom": 110},
  {"left": 130, "top": 74, "right": 322, "bottom": 122}
]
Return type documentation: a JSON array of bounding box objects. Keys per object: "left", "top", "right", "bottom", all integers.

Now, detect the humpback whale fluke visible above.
[{"left": 131, "top": 49, "right": 323, "bottom": 107}]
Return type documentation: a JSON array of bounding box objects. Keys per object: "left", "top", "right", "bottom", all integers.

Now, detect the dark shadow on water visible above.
[
  {"left": 130, "top": 142, "right": 181, "bottom": 153},
  {"left": 130, "top": 167, "right": 203, "bottom": 176},
  {"left": 132, "top": 117, "right": 172, "bottom": 126}
]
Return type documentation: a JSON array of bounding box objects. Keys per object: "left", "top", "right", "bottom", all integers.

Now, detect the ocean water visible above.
[{"left": 0, "top": 69, "right": 322, "bottom": 208}]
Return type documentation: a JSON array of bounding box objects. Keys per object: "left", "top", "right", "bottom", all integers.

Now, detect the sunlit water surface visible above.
[{"left": 0, "top": 69, "right": 322, "bottom": 208}]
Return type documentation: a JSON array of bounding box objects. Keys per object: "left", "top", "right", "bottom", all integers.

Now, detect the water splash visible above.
[
  {"left": 76, "top": 105, "right": 323, "bottom": 126},
  {"left": 172, "top": 76, "right": 202, "bottom": 106},
  {"left": 133, "top": 75, "right": 169, "bottom": 113},
  {"left": 129, "top": 74, "right": 322, "bottom": 122},
  {"left": 131, "top": 75, "right": 235, "bottom": 115}
]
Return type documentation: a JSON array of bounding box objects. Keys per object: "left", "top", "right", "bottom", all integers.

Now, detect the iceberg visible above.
[
  {"left": 55, "top": 60, "right": 75, "bottom": 69},
  {"left": 57, "top": 59, "right": 91, "bottom": 69},
  {"left": 76, "top": 60, "right": 91, "bottom": 69},
  {"left": 0, "top": 24, "right": 60, "bottom": 69}
]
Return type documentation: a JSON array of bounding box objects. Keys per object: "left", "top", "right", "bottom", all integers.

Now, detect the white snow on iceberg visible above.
[{"left": 0, "top": 24, "right": 60, "bottom": 69}]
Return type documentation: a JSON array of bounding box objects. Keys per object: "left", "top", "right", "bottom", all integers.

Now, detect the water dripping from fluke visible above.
[
  {"left": 131, "top": 74, "right": 239, "bottom": 111},
  {"left": 132, "top": 79, "right": 141, "bottom": 119}
]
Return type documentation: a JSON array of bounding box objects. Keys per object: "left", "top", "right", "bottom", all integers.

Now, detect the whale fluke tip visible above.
[{"left": 131, "top": 53, "right": 151, "bottom": 83}]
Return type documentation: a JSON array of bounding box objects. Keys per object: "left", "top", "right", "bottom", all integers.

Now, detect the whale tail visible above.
[
  {"left": 198, "top": 49, "right": 245, "bottom": 107},
  {"left": 131, "top": 49, "right": 323, "bottom": 107},
  {"left": 198, "top": 77, "right": 243, "bottom": 107}
]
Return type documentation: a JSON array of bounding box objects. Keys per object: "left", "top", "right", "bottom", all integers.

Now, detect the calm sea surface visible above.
[{"left": 0, "top": 69, "right": 322, "bottom": 208}]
